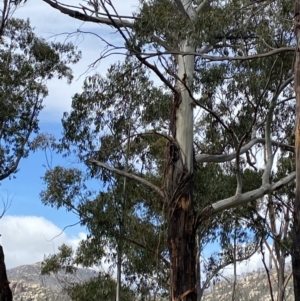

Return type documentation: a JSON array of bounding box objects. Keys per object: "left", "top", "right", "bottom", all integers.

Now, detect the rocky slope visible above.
[
  {"left": 7, "top": 262, "right": 96, "bottom": 301},
  {"left": 7, "top": 262, "right": 295, "bottom": 301},
  {"left": 202, "top": 265, "right": 294, "bottom": 301}
]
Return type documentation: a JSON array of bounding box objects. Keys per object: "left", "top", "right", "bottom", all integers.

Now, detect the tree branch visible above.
[
  {"left": 41, "top": 0, "right": 133, "bottom": 28},
  {"left": 173, "top": 0, "right": 190, "bottom": 19},
  {"left": 195, "top": 138, "right": 294, "bottom": 163},
  {"left": 284, "top": 272, "right": 293, "bottom": 290},
  {"left": 262, "top": 59, "right": 281, "bottom": 185},
  {"left": 263, "top": 238, "right": 279, "bottom": 274},
  {"left": 198, "top": 171, "right": 296, "bottom": 222},
  {"left": 125, "top": 237, "right": 169, "bottom": 266},
  {"left": 136, "top": 47, "right": 295, "bottom": 62},
  {"left": 88, "top": 159, "right": 165, "bottom": 198},
  {"left": 260, "top": 239, "right": 275, "bottom": 301},
  {"left": 42, "top": 0, "right": 174, "bottom": 52},
  {"left": 200, "top": 243, "right": 258, "bottom": 295},
  {"left": 196, "top": 0, "right": 210, "bottom": 13}
]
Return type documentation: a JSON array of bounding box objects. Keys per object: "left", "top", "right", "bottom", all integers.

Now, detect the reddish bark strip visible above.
[{"left": 168, "top": 195, "right": 197, "bottom": 301}]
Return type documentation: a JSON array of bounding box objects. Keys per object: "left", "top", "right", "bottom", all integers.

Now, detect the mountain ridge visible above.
[
  {"left": 8, "top": 262, "right": 96, "bottom": 301},
  {"left": 6, "top": 262, "right": 296, "bottom": 301}
]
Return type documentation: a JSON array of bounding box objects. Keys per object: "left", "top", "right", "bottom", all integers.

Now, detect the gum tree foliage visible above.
[
  {"left": 42, "top": 58, "right": 268, "bottom": 301},
  {"left": 41, "top": 244, "right": 136, "bottom": 301},
  {"left": 39, "top": 1, "right": 296, "bottom": 301},
  {"left": 0, "top": 17, "right": 81, "bottom": 180},
  {"left": 41, "top": 58, "right": 171, "bottom": 300}
]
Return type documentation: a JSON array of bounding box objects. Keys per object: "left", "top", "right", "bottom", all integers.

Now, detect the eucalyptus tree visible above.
[
  {"left": 245, "top": 157, "right": 295, "bottom": 301},
  {"left": 39, "top": 1, "right": 296, "bottom": 301},
  {"left": 257, "top": 155, "right": 295, "bottom": 301},
  {"left": 0, "top": 17, "right": 81, "bottom": 181}
]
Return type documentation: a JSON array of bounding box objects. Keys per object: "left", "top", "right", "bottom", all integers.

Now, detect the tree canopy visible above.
[
  {"left": 0, "top": 16, "right": 81, "bottom": 180},
  {"left": 3, "top": 0, "right": 299, "bottom": 301}
]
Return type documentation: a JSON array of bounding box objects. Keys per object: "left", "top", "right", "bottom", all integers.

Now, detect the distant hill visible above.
[
  {"left": 202, "top": 265, "right": 294, "bottom": 301},
  {"left": 8, "top": 262, "right": 97, "bottom": 301},
  {"left": 7, "top": 262, "right": 295, "bottom": 301}
]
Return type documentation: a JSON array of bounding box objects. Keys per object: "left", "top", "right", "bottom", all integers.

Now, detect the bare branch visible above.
[
  {"left": 0, "top": 193, "right": 12, "bottom": 219},
  {"left": 88, "top": 159, "right": 165, "bottom": 198},
  {"left": 42, "top": 0, "right": 174, "bottom": 52},
  {"left": 262, "top": 65, "right": 291, "bottom": 186},
  {"left": 195, "top": 138, "right": 294, "bottom": 163},
  {"left": 94, "top": 0, "right": 175, "bottom": 92},
  {"left": 200, "top": 243, "right": 258, "bottom": 294},
  {"left": 263, "top": 238, "right": 279, "bottom": 274},
  {"left": 138, "top": 47, "right": 295, "bottom": 62},
  {"left": 125, "top": 237, "right": 169, "bottom": 266},
  {"left": 284, "top": 272, "right": 293, "bottom": 290},
  {"left": 234, "top": 134, "right": 247, "bottom": 196},
  {"left": 196, "top": 0, "right": 210, "bottom": 13},
  {"left": 260, "top": 239, "right": 275, "bottom": 301}
]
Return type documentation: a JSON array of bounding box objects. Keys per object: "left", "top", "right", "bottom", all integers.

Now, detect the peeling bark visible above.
[
  {"left": 168, "top": 195, "right": 197, "bottom": 301},
  {"left": 167, "top": 37, "right": 196, "bottom": 301}
]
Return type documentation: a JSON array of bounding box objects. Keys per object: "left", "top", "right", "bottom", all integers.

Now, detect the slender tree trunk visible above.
[
  {"left": 116, "top": 93, "right": 131, "bottom": 301},
  {"left": 268, "top": 195, "right": 286, "bottom": 301},
  {"left": 0, "top": 245, "right": 12, "bottom": 301},
  {"left": 268, "top": 245, "right": 273, "bottom": 270},
  {"left": 116, "top": 244, "right": 122, "bottom": 301},
  {"left": 292, "top": 2, "right": 300, "bottom": 300},
  {"left": 277, "top": 257, "right": 285, "bottom": 301},
  {"left": 167, "top": 42, "right": 196, "bottom": 301},
  {"left": 196, "top": 233, "right": 202, "bottom": 301},
  {"left": 231, "top": 229, "right": 237, "bottom": 301}
]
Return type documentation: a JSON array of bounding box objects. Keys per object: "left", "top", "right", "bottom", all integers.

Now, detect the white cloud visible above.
[
  {"left": 221, "top": 251, "right": 270, "bottom": 278},
  {"left": 0, "top": 215, "right": 86, "bottom": 269},
  {"left": 220, "top": 248, "right": 291, "bottom": 280},
  {"left": 11, "top": 0, "right": 139, "bottom": 122}
]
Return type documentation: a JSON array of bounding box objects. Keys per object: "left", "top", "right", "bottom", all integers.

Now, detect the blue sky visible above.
[
  {"left": 0, "top": 121, "right": 81, "bottom": 231},
  {"left": 0, "top": 0, "right": 137, "bottom": 268}
]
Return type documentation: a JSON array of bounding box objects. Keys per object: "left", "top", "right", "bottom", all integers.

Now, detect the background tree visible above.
[
  {"left": 0, "top": 0, "right": 24, "bottom": 37},
  {"left": 0, "top": 17, "right": 81, "bottom": 181},
  {"left": 39, "top": 1, "right": 296, "bottom": 300},
  {"left": 0, "top": 2, "right": 79, "bottom": 299},
  {"left": 41, "top": 58, "right": 170, "bottom": 300},
  {"left": 260, "top": 155, "right": 295, "bottom": 301},
  {"left": 293, "top": 0, "right": 300, "bottom": 299}
]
